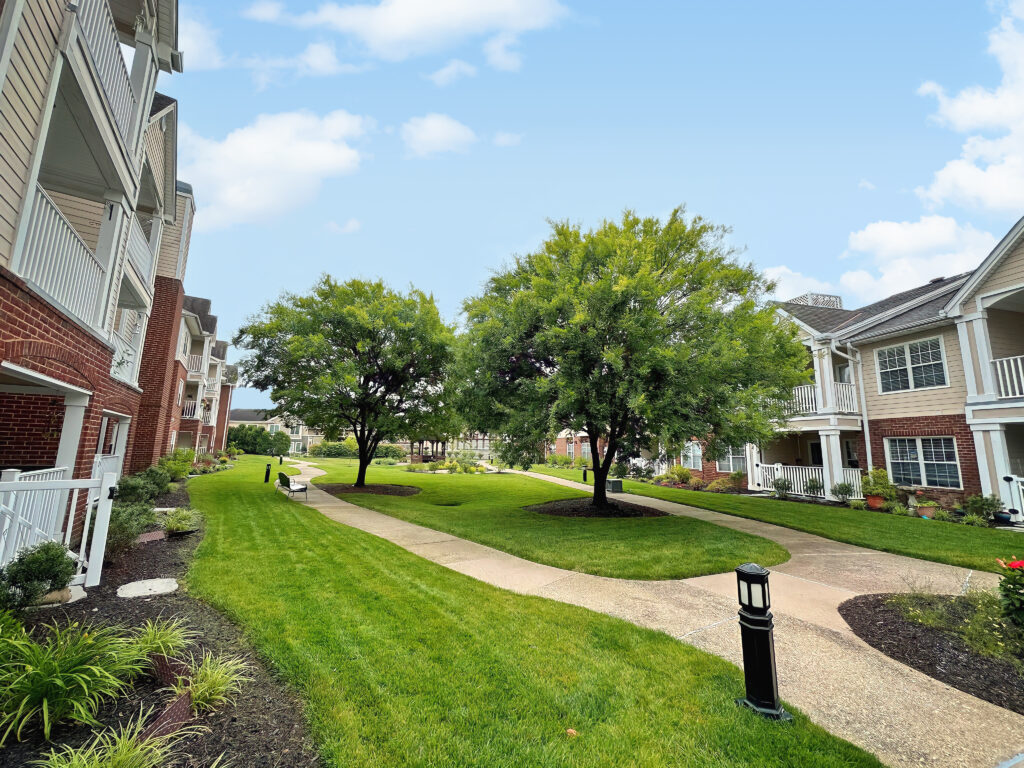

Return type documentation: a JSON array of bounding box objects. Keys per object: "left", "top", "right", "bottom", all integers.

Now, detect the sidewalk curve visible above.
[{"left": 286, "top": 460, "right": 1024, "bottom": 768}]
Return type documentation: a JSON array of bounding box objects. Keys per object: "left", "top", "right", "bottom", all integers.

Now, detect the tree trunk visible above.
[
  {"left": 592, "top": 462, "right": 609, "bottom": 507},
  {"left": 355, "top": 441, "right": 371, "bottom": 487}
]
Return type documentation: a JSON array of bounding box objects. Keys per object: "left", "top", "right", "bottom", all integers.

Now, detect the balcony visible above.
[
  {"left": 993, "top": 355, "right": 1024, "bottom": 399},
  {"left": 19, "top": 185, "right": 107, "bottom": 330},
  {"left": 182, "top": 401, "right": 202, "bottom": 420},
  {"left": 782, "top": 382, "right": 859, "bottom": 416},
  {"left": 126, "top": 215, "right": 156, "bottom": 289},
  {"left": 76, "top": 0, "right": 137, "bottom": 149},
  {"left": 186, "top": 354, "right": 205, "bottom": 375}
]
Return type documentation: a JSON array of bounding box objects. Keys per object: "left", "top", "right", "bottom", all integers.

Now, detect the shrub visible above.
[
  {"left": 890, "top": 504, "right": 912, "bottom": 516},
  {"left": 375, "top": 443, "right": 407, "bottom": 460},
  {"left": 687, "top": 476, "right": 705, "bottom": 490},
  {"left": 547, "top": 453, "right": 572, "bottom": 468},
  {"left": 930, "top": 508, "right": 954, "bottom": 522},
  {"left": 162, "top": 508, "right": 202, "bottom": 535},
  {"left": 848, "top": 500, "right": 866, "bottom": 510},
  {"left": 130, "top": 617, "right": 195, "bottom": 662},
  {"left": 961, "top": 512, "right": 989, "bottom": 527},
  {"left": 830, "top": 482, "right": 854, "bottom": 503},
  {"left": 34, "top": 713, "right": 200, "bottom": 768},
  {"left": 136, "top": 466, "right": 171, "bottom": 497},
  {"left": 728, "top": 471, "right": 747, "bottom": 491},
  {"left": 115, "top": 475, "right": 157, "bottom": 504},
  {"left": 705, "top": 477, "right": 734, "bottom": 493},
  {"left": 0, "top": 542, "right": 76, "bottom": 611},
  {"left": 668, "top": 465, "right": 691, "bottom": 485},
  {"left": 996, "top": 559, "right": 1024, "bottom": 628},
  {"left": 803, "top": 476, "right": 824, "bottom": 496},
  {"left": 0, "top": 622, "right": 142, "bottom": 743},
  {"left": 158, "top": 449, "right": 195, "bottom": 481},
  {"left": 861, "top": 468, "right": 896, "bottom": 501},
  {"left": 173, "top": 652, "right": 252, "bottom": 714},
  {"left": 611, "top": 461, "right": 629, "bottom": 479},
  {"left": 105, "top": 502, "right": 157, "bottom": 563},
  {"left": 631, "top": 463, "right": 655, "bottom": 480},
  {"left": 571, "top": 455, "right": 588, "bottom": 470},
  {"left": 964, "top": 493, "right": 1004, "bottom": 520},
  {"left": 771, "top": 476, "right": 792, "bottom": 499}
]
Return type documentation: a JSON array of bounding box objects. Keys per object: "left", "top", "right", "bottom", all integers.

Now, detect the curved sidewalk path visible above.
[{"left": 287, "top": 461, "right": 1024, "bottom": 768}]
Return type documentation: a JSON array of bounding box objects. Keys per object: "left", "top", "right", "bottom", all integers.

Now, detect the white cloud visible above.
[
  {"left": 179, "top": 11, "right": 225, "bottom": 70},
  {"left": 763, "top": 266, "right": 836, "bottom": 302},
  {"left": 493, "top": 131, "right": 523, "bottom": 147},
  {"left": 915, "top": 4, "right": 1024, "bottom": 212},
  {"left": 401, "top": 113, "right": 476, "bottom": 156},
  {"left": 838, "top": 216, "right": 995, "bottom": 302},
  {"left": 245, "top": 42, "right": 364, "bottom": 88},
  {"left": 180, "top": 110, "right": 373, "bottom": 231},
  {"left": 427, "top": 59, "right": 476, "bottom": 86},
  {"left": 483, "top": 32, "right": 522, "bottom": 71},
  {"left": 327, "top": 218, "right": 361, "bottom": 234},
  {"left": 858, "top": 178, "right": 875, "bottom": 190},
  {"left": 243, "top": 0, "right": 565, "bottom": 66}
]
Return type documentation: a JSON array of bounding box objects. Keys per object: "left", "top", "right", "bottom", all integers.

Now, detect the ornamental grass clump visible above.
[
  {"left": 173, "top": 652, "right": 251, "bottom": 714},
  {"left": 996, "top": 558, "right": 1024, "bottom": 628},
  {"left": 162, "top": 508, "right": 202, "bottom": 535},
  {"left": 0, "top": 622, "right": 142, "bottom": 743},
  {"left": 33, "top": 712, "right": 202, "bottom": 768},
  {"left": 129, "top": 617, "right": 195, "bottom": 663}
]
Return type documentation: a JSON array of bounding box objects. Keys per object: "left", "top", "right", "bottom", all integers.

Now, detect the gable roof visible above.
[
  {"left": 942, "top": 214, "right": 1024, "bottom": 316},
  {"left": 776, "top": 303, "right": 855, "bottom": 333},
  {"left": 229, "top": 408, "right": 269, "bottom": 422}
]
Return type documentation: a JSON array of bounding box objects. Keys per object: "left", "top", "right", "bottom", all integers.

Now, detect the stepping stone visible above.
[
  {"left": 117, "top": 578, "right": 178, "bottom": 598},
  {"left": 137, "top": 530, "right": 167, "bottom": 544}
]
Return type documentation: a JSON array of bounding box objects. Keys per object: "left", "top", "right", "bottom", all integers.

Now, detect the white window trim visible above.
[
  {"left": 176, "top": 378, "right": 184, "bottom": 406},
  {"left": 682, "top": 441, "right": 703, "bottom": 470},
  {"left": 883, "top": 435, "right": 963, "bottom": 490},
  {"left": 567, "top": 440, "right": 575, "bottom": 460},
  {"left": 874, "top": 335, "right": 951, "bottom": 396},
  {"left": 716, "top": 446, "right": 746, "bottom": 473}
]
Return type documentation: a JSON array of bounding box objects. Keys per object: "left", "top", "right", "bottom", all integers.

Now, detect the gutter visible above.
[{"left": 829, "top": 338, "right": 873, "bottom": 471}]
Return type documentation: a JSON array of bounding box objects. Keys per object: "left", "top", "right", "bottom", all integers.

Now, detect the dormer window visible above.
[{"left": 876, "top": 337, "right": 947, "bottom": 393}]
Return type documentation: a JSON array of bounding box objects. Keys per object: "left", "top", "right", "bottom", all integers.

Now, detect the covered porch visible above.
[{"left": 750, "top": 429, "right": 863, "bottom": 500}]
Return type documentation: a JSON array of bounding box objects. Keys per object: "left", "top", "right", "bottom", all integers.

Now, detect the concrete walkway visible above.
[{"left": 286, "top": 461, "right": 1024, "bottom": 768}]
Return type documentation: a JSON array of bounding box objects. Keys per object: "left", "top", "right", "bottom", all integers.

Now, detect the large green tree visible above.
[
  {"left": 460, "top": 208, "right": 807, "bottom": 507},
  {"left": 235, "top": 277, "right": 455, "bottom": 486}
]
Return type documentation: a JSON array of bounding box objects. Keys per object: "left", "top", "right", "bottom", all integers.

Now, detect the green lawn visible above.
[
  {"left": 306, "top": 458, "right": 788, "bottom": 580},
  {"left": 186, "top": 457, "right": 881, "bottom": 768},
  {"left": 528, "top": 464, "right": 1022, "bottom": 573}
]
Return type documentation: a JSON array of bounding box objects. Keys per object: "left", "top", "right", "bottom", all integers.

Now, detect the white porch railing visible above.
[
  {"left": 833, "top": 382, "right": 859, "bottom": 413},
  {"left": 76, "top": 0, "right": 137, "bottom": 144},
  {"left": 993, "top": 355, "right": 1024, "bottom": 399},
  {"left": 127, "top": 215, "right": 156, "bottom": 287},
  {"left": 186, "top": 354, "right": 204, "bottom": 373},
  {"left": 19, "top": 185, "right": 106, "bottom": 329},
  {"left": 841, "top": 468, "right": 864, "bottom": 499},
  {"left": 757, "top": 463, "right": 825, "bottom": 496},
  {"left": 785, "top": 385, "right": 818, "bottom": 415},
  {"left": 0, "top": 469, "right": 117, "bottom": 587},
  {"left": 202, "top": 410, "right": 213, "bottom": 425}
]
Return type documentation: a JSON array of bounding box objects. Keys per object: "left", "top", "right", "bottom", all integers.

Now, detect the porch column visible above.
[
  {"left": 95, "top": 193, "right": 130, "bottom": 331},
  {"left": 112, "top": 416, "right": 130, "bottom": 478},
  {"left": 819, "top": 429, "right": 844, "bottom": 499},
  {"left": 128, "top": 25, "right": 160, "bottom": 152},
  {"left": 745, "top": 444, "right": 761, "bottom": 491},
  {"left": 972, "top": 315, "right": 996, "bottom": 397},
  {"left": 55, "top": 394, "right": 90, "bottom": 475},
  {"left": 975, "top": 424, "right": 1018, "bottom": 518}
]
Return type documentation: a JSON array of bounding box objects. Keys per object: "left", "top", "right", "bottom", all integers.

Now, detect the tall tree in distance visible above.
[
  {"left": 461, "top": 207, "right": 807, "bottom": 507},
  {"left": 235, "top": 277, "right": 455, "bottom": 487}
]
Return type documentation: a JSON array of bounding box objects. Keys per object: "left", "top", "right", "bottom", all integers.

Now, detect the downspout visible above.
[{"left": 830, "top": 338, "right": 873, "bottom": 470}]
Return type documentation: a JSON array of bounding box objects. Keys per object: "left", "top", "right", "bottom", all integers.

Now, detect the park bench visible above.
[{"left": 278, "top": 472, "right": 308, "bottom": 500}]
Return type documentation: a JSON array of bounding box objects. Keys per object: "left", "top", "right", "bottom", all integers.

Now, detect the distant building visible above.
[{"left": 228, "top": 409, "right": 324, "bottom": 454}]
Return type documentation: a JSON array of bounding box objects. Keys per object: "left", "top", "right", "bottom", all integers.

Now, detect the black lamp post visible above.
[
  {"left": 735, "top": 563, "right": 791, "bottom": 721},
  {"left": 1003, "top": 476, "right": 1020, "bottom": 519},
  {"left": 264, "top": 463, "right": 271, "bottom": 483}
]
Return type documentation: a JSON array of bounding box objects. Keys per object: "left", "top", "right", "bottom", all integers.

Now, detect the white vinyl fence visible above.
[
  {"left": 0, "top": 469, "right": 117, "bottom": 587},
  {"left": 755, "top": 463, "right": 864, "bottom": 500}
]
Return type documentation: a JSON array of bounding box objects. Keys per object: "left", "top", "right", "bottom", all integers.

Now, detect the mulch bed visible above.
[
  {"left": 319, "top": 483, "right": 421, "bottom": 497},
  {"left": 525, "top": 497, "right": 668, "bottom": 518},
  {"left": 839, "top": 593, "right": 1024, "bottom": 716},
  {"left": 3, "top": 532, "right": 320, "bottom": 767},
  {"left": 154, "top": 482, "right": 191, "bottom": 509}
]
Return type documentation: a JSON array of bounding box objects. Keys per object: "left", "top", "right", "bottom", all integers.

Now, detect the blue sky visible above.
[{"left": 157, "top": 1, "right": 1024, "bottom": 409}]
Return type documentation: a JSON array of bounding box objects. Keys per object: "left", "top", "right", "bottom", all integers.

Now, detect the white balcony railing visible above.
[
  {"left": 19, "top": 185, "right": 106, "bottom": 329},
  {"left": 77, "top": 0, "right": 137, "bottom": 145},
  {"left": 783, "top": 382, "right": 859, "bottom": 416},
  {"left": 786, "top": 384, "right": 818, "bottom": 415},
  {"left": 993, "top": 355, "right": 1024, "bottom": 399},
  {"left": 182, "top": 401, "right": 200, "bottom": 419},
  {"left": 833, "top": 382, "right": 859, "bottom": 413},
  {"left": 110, "top": 317, "right": 142, "bottom": 385},
  {"left": 126, "top": 216, "right": 155, "bottom": 287},
  {"left": 186, "top": 354, "right": 204, "bottom": 374},
  {"left": 202, "top": 410, "right": 213, "bottom": 425}
]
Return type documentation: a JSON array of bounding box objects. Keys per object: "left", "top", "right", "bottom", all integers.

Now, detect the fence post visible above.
[{"left": 85, "top": 472, "right": 116, "bottom": 588}]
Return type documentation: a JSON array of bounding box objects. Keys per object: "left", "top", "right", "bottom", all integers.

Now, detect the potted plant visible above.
[
  {"left": 860, "top": 468, "right": 895, "bottom": 510},
  {"left": 965, "top": 493, "right": 1009, "bottom": 524}
]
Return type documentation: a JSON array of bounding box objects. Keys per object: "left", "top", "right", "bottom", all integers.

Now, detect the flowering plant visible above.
[{"left": 997, "top": 558, "right": 1024, "bottom": 628}]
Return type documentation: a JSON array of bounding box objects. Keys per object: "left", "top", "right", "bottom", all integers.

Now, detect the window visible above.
[
  {"left": 682, "top": 441, "right": 703, "bottom": 470},
  {"left": 717, "top": 446, "right": 746, "bottom": 474},
  {"left": 176, "top": 379, "right": 184, "bottom": 406},
  {"left": 581, "top": 441, "right": 591, "bottom": 458},
  {"left": 876, "top": 337, "right": 946, "bottom": 393},
  {"left": 169, "top": 431, "right": 176, "bottom": 451},
  {"left": 269, "top": 424, "right": 280, "bottom": 434},
  {"left": 290, "top": 425, "right": 301, "bottom": 436},
  {"left": 886, "top": 437, "right": 961, "bottom": 488},
  {"left": 567, "top": 440, "right": 574, "bottom": 460}
]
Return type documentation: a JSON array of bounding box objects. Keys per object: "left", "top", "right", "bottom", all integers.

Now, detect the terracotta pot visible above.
[
  {"left": 865, "top": 494, "right": 885, "bottom": 510},
  {"left": 39, "top": 587, "right": 71, "bottom": 605}
]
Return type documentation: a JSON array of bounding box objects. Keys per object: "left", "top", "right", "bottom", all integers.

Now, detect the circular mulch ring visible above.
[
  {"left": 319, "top": 483, "right": 421, "bottom": 497},
  {"left": 839, "top": 593, "right": 1024, "bottom": 716},
  {"left": 524, "top": 497, "right": 667, "bottom": 518}
]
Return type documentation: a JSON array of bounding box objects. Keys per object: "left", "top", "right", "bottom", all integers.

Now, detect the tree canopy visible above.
[
  {"left": 226, "top": 424, "right": 272, "bottom": 455},
  {"left": 460, "top": 207, "right": 807, "bottom": 506},
  {"left": 235, "top": 277, "right": 455, "bottom": 486}
]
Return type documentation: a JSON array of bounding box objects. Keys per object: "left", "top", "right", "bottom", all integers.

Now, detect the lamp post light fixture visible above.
[{"left": 734, "top": 563, "right": 791, "bottom": 721}]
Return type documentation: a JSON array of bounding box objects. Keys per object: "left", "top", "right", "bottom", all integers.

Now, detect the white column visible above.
[
  {"left": 55, "top": 394, "right": 90, "bottom": 473},
  {"left": 956, "top": 320, "right": 979, "bottom": 398},
  {"left": 972, "top": 316, "right": 996, "bottom": 397},
  {"left": 819, "top": 349, "right": 836, "bottom": 412},
  {"left": 810, "top": 346, "right": 825, "bottom": 412},
  {"left": 128, "top": 28, "right": 160, "bottom": 153},
  {"left": 983, "top": 425, "right": 1016, "bottom": 509},
  {"left": 819, "top": 429, "right": 844, "bottom": 499},
  {"left": 112, "top": 417, "right": 130, "bottom": 478},
  {"left": 95, "top": 193, "right": 130, "bottom": 331}
]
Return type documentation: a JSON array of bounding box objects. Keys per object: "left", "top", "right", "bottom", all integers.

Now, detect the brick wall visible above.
[
  {"left": 867, "top": 414, "right": 980, "bottom": 504},
  {"left": 214, "top": 383, "right": 232, "bottom": 451},
  {"left": 0, "top": 268, "right": 142, "bottom": 483},
  {"left": 0, "top": 393, "right": 63, "bottom": 468},
  {"left": 129, "top": 275, "right": 184, "bottom": 471}
]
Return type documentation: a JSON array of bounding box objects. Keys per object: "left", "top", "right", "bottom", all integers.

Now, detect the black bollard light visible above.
[
  {"left": 264, "top": 463, "right": 271, "bottom": 483},
  {"left": 1004, "top": 476, "right": 1020, "bottom": 518},
  {"left": 583, "top": 468, "right": 588, "bottom": 483},
  {"left": 279, "top": 455, "right": 283, "bottom": 465},
  {"left": 734, "top": 563, "right": 791, "bottom": 721}
]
